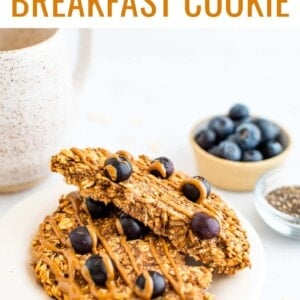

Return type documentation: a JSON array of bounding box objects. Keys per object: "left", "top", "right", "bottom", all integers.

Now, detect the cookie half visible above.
[
  {"left": 31, "top": 191, "right": 213, "bottom": 300},
  {"left": 51, "top": 148, "right": 251, "bottom": 275}
]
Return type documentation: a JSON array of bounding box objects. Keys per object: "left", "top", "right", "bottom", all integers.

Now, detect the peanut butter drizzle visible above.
[
  {"left": 81, "top": 250, "right": 117, "bottom": 298},
  {"left": 40, "top": 256, "right": 64, "bottom": 279},
  {"left": 149, "top": 239, "right": 185, "bottom": 300},
  {"left": 64, "top": 148, "right": 219, "bottom": 222},
  {"left": 115, "top": 218, "right": 125, "bottom": 236},
  {"left": 140, "top": 157, "right": 221, "bottom": 220},
  {"left": 68, "top": 192, "right": 83, "bottom": 225},
  {"left": 82, "top": 202, "right": 103, "bottom": 254},
  {"left": 82, "top": 202, "right": 129, "bottom": 296},
  {"left": 163, "top": 175, "right": 180, "bottom": 190},
  {"left": 118, "top": 227, "right": 187, "bottom": 299},
  {"left": 180, "top": 178, "right": 208, "bottom": 204},
  {"left": 36, "top": 195, "right": 127, "bottom": 300},
  {"left": 94, "top": 229, "right": 133, "bottom": 288},
  {"left": 45, "top": 217, "right": 88, "bottom": 299},
  {"left": 97, "top": 147, "right": 115, "bottom": 159},
  {"left": 58, "top": 252, "right": 84, "bottom": 300},
  {"left": 105, "top": 164, "right": 118, "bottom": 181},
  {"left": 79, "top": 208, "right": 128, "bottom": 298},
  {"left": 86, "top": 223, "right": 98, "bottom": 254},
  {"left": 43, "top": 254, "right": 84, "bottom": 298},
  {"left": 202, "top": 199, "right": 222, "bottom": 220},
  {"left": 115, "top": 218, "right": 141, "bottom": 275},
  {"left": 39, "top": 239, "right": 58, "bottom": 253},
  {"left": 71, "top": 148, "right": 98, "bottom": 170},
  {"left": 47, "top": 216, "right": 67, "bottom": 245},
  {"left": 58, "top": 281, "right": 83, "bottom": 300},
  {"left": 35, "top": 191, "right": 212, "bottom": 299},
  {"left": 41, "top": 255, "right": 84, "bottom": 299},
  {"left": 81, "top": 265, "right": 110, "bottom": 299},
  {"left": 148, "top": 160, "right": 167, "bottom": 178},
  {"left": 133, "top": 270, "right": 154, "bottom": 300},
  {"left": 119, "top": 236, "right": 140, "bottom": 275},
  {"left": 81, "top": 265, "right": 118, "bottom": 299},
  {"left": 129, "top": 173, "right": 194, "bottom": 219},
  {"left": 101, "top": 251, "right": 116, "bottom": 289},
  {"left": 81, "top": 264, "right": 98, "bottom": 296},
  {"left": 60, "top": 148, "right": 219, "bottom": 221},
  {"left": 130, "top": 169, "right": 219, "bottom": 221},
  {"left": 161, "top": 239, "right": 183, "bottom": 293},
  {"left": 61, "top": 248, "right": 80, "bottom": 277},
  {"left": 116, "top": 150, "right": 134, "bottom": 162}
]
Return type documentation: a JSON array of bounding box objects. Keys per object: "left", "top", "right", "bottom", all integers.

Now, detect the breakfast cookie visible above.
[
  {"left": 51, "top": 148, "right": 251, "bottom": 275},
  {"left": 31, "top": 191, "right": 213, "bottom": 300}
]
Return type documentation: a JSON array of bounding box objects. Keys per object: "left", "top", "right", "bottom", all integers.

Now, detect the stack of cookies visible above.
[{"left": 31, "top": 148, "right": 251, "bottom": 300}]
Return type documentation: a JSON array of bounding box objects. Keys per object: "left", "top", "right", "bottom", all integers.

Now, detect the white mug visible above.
[{"left": 0, "top": 29, "right": 91, "bottom": 192}]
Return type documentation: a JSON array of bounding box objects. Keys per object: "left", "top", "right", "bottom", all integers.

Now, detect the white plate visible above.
[{"left": 0, "top": 184, "right": 265, "bottom": 299}]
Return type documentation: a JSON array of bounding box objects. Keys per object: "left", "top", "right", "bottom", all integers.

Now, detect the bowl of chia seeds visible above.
[{"left": 254, "top": 165, "right": 300, "bottom": 239}]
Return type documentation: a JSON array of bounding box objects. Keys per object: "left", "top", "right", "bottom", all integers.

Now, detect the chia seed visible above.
[{"left": 266, "top": 186, "right": 300, "bottom": 218}]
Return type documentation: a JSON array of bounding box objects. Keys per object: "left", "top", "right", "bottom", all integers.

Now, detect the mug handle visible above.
[{"left": 73, "top": 29, "right": 93, "bottom": 93}]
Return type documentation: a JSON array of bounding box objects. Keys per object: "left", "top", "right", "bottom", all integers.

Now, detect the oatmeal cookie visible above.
[
  {"left": 51, "top": 148, "right": 250, "bottom": 275},
  {"left": 31, "top": 191, "right": 213, "bottom": 300}
]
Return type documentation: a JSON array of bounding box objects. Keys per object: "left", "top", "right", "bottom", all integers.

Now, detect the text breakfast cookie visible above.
[
  {"left": 51, "top": 148, "right": 251, "bottom": 275},
  {"left": 31, "top": 192, "right": 213, "bottom": 300}
]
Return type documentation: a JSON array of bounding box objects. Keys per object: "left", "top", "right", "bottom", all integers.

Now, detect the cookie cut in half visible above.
[
  {"left": 31, "top": 192, "right": 213, "bottom": 300},
  {"left": 51, "top": 148, "right": 251, "bottom": 275}
]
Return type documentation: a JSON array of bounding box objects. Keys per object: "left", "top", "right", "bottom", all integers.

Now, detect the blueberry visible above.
[
  {"left": 235, "top": 123, "right": 261, "bottom": 150},
  {"left": 86, "top": 197, "right": 112, "bottom": 219},
  {"left": 104, "top": 156, "right": 132, "bottom": 183},
  {"left": 194, "top": 129, "right": 216, "bottom": 150},
  {"left": 218, "top": 141, "right": 242, "bottom": 161},
  {"left": 119, "top": 214, "right": 148, "bottom": 240},
  {"left": 190, "top": 212, "right": 220, "bottom": 240},
  {"left": 194, "top": 176, "right": 211, "bottom": 196},
  {"left": 228, "top": 103, "right": 249, "bottom": 121},
  {"left": 233, "top": 117, "right": 252, "bottom": 131},
  {"left": 242, "top": 149, "right": 263, "bottom": 162},
  {"left": 181, "top": 183, "right": 199, "bottom": 202},
  {"left": 208, "top": 145, "right": 222, "bottom": 157},
  {"left": 208, "top": 116, "right": 234, "bottom": 140},
  {"left": 85, "top": 254, "right": 110, "bottom": 287},
  {"left": 149, "top": 156, "right": 174, "bottom": 179},
  {"left": 252, "top": 118, "right": 280, "bottom": 142},
  {"left": 181, "top": 176, "right": 211, "bottom": 203},
  {"left": 136, "top": 270, "right": 166, "bottom": 299},
  {"left": 260, "top": 141, "right": 283, "bottom": 158},
  {"left": 69, "top": 226, "right": 92, "bottom": 254},
  {"left": 225, "top": 133, "right": 239, "bottom": 143},
  {"left": 184, "top": 255, "right": 204, "bottom": 267}
]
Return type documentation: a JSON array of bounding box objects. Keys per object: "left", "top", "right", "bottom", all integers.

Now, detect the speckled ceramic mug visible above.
[{"left": 0, "top": 29, "right": 91, "bottom": 192}]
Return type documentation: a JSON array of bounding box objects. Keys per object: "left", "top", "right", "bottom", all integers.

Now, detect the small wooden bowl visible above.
[{"left": 190, "top": 119, "right": 291, "bottom": 191}]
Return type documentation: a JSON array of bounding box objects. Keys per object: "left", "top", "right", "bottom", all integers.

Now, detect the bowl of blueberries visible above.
[{"left": 190, "top": 103, "right": 291, "bottom": 191}]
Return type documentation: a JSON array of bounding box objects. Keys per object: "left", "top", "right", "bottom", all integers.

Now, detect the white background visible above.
[{"left": 1, "top": 29, "right": 300, "bottom": 299}]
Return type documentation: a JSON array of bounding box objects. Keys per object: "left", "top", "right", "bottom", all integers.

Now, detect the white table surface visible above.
[{"left": 1, "top": 29, "right": 300, "bottom": 300}]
